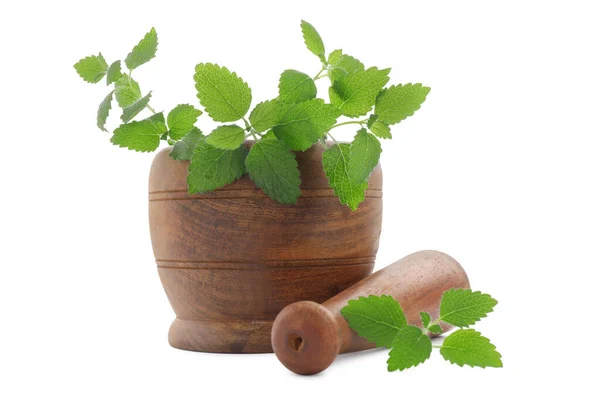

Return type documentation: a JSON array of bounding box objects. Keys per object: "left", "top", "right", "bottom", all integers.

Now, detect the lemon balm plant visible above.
[{"left": 74, "top": 21, "right": 430, "bottom": 210}]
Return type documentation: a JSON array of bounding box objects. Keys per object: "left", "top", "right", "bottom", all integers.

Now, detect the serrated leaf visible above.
[
  {"left": 323, "top": 143, "right": 368, "bottom": 210},
  {"left": 205, "top": 125, "right": 245, "bottom": 150},
  {"left": 329, "top": 67, "right": 390, "bottom": 117},
  {"left": 187, "top": 141, "right": 247, "bottom": 193},
  {"left": 429, "top": 325, "right": 443, "bottom": 335},
  {"left": 167, "top": 104, "right": 202, "bottom": 140},
  {"left": 110, "top": 112, "right": 167, "bottom": 152},
  {"left": 121, "top": 91, "right": 151, "bottom": 122},
  {"left": 348, "top": 128, "right": 381, "bottom": 184},
  {"left": 106, "top": 61, "right": 122, "bottom": 85},
  {"left": 300, "top": 20, "right": 325, "bottom": 62},
  {"left": 125, "top": 27, "right": 158, "bottom": 71},
  {"left": 278, "top": 70, "right": 317, "bottom": 104},
  {"left": 440, "top": 329, "right": 503, "bottom": 368},
  {"left": 170, "top": 127, "right": 204, "bottom": 161},
  {"left": 375, "top": 83, "right": 430, "bottom": 125},
  {"left": 341, "top": 295, "right": 407, "bottom": 348},
  {"left": 194, "top": 63, "right": 252, "bottom": 122},
  {"left": 114, "top": 75, "right": 142, "bottom": 108},
  {"left": 328, "top": 49, "right": 364, "bottom": 82},
  {"left": 370, "top": 120, "right": 392, "bottom": 139},
  {"left": 246, "top": 139, "right": 301, "bottom": 204},
  {"left": 249, "top": 100, "right": 280, "bottom": 132},
  {"left": 420, "top": 312, "right": 431, "bottom": 328},
  {"left": 97, "top": 91, "right": 113, "bottom": 132},
  {"left": 387, "top": 326, "right": 432, "bottom": 372},
  {"left": 74, "top": 53, "right": 108, "bottom": 83},
  {"left": 273, "top": 99, "right": 341, "bottom": 151},
  {"left": 439, "top": 289, "right": 498, "bottom": 327}
]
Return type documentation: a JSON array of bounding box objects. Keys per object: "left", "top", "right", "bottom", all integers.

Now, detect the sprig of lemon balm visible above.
[{"left": 341, "top": 289, "right": 502, "bottom": 371}]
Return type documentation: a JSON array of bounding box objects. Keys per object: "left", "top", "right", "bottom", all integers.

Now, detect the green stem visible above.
[
  {"left": 330, "top": 119, "right": 368, "bottom": 130},
  {"left": 432, "top": 345, "right": 442, "bottom": 349},
  {"left": 242, "top": 117, "right": 252, "bottom": 131},
  {"left": 327, "top": 132, "right": 338, "bottom": 144},
  {"left": 247, "top": 127, "right": 262, "bottom": 139},
  {"left": 313, "top": 67, "right": 326, "bottom": 80}
]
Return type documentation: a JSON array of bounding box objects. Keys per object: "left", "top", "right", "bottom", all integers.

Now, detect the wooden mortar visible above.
[
  {"left": 148, "top": 143, "right": 383, "bottom": 353},
  {"left": 271, "top": 250, "right": 470, "bottom": 374}
]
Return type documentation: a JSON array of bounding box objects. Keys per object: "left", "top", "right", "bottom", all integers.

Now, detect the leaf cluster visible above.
[
  {"left": 341, "top": 289, "right": 502, "bottom": 372},
  {"left": 73, "top": 28, "right": 203, "bottom": 154},
  {"left": 74, "top": 22, "right": 431, "bottom": 210}
]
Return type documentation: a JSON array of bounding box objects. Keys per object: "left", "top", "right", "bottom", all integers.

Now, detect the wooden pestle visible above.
[{"left": 271, "top": 250, "right": 470, "bottom": 375}]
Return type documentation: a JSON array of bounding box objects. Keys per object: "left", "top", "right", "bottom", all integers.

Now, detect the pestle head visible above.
[{"left": 271, "top": 301, "right": 340, "bottom": 375}]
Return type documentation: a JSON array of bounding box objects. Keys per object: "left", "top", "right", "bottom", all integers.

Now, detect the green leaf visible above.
[
  {"left": 329, "top": 67, "right": 391, "bottom": 117},
  {"left": 323, "top": 143, "right": 368, "bottom": 210},
  {"left": 106, "top": 61, "right": 122, "bottom": 85},
  {"left": 187, "top": 141, "right": 247, "bottom": 193},
  {"left": 278, "top": 70, "right": 317, "bottom": 104},
  {"left": 167, "top": 104, "right": 202, "bottom": 140},
  {"left": 273, "top": 99, "right": 341, "bottom": 151},
  {"left": 74, "top": 53, "right": 108, "bottom": 83},
  {"left": 263, "top": 130, "right": 277, "bottom": 140},
  {"left": 246, "top": 138, "right": 301, "bottom": 204},
  {"left": 110, "top": 112, "right": 167, "bottom": 152},
  {"left": 300, "top": 20, "right": 325, "bottom": 62},
  {"left": 340, "top": 294, "right": 407, "bottom": 348},
  {"left": 121, "top": 91, "right": 151, "bottom": 123},
  {"left": 440, "top": 329, "right": 503, "bottom": 368},
  {"left": 370, "top": 120, "right": 392, "bottom": 139},
  {"left": 114, "top": 75, "right": 142, "bottom": 108},
  {"left": 420, "top": 312, "right": 431, "bottom": 328},
  {"left": 249, "top": 100, "right": 280, "bottom": 132},
  {"left": 439, "top": 289, "right": 498, "bottom": 327},
  {"left": 387, "top": 326, "right": 433, "bottom": 372},
  {"left": 125, "top": 27, "right": 158, "bottom": 71},
  {"left": 328, "top": 49, "right": 364, "bottom": 82},
  {"left": 205, "top": 125, "right": 245, "bottom": 150},
  {"left": 348, "top": 128, "right": 381, "bottom": 184},
  {"left": 429, "top": 325, "right": 443, "bottom": 335},
  {"left": 194, "top": 63, "right": 252, "bottom": 122},
  {"left": 366, "top": 114, "right": 378, "bottom": 128},
  {"left": 170, "top": 127, "right": 205, "bottom": 161},
  {"left": 375, "top": 83, "right": 430, "bottom": 125},
  {"left": 97, "top": 91, "right": 113, "bottom": 132}
]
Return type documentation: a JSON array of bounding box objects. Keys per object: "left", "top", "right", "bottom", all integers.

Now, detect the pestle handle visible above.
[{"left": 271, "top": 250, "right": 470, "bottom": 375}]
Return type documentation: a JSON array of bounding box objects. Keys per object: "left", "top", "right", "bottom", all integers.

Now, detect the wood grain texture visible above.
[
  {"left": 148, "top": 142, "right": 383, "bottom": 353},
  {"left": 271, "top": 250, "right": 470, "bottom": 374}
]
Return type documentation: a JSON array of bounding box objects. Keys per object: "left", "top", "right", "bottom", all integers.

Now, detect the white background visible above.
[{"left": 1, "top": 0, "right": 598, "bottom": 398}]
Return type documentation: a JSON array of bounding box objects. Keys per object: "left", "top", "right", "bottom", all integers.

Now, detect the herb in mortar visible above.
[
  {"left": 74, "top": 21, "right": 430, "bottom": 210},
  {"left": 341, "top": 288, "right": 502, "bottom": 371}
]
